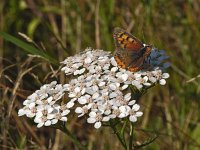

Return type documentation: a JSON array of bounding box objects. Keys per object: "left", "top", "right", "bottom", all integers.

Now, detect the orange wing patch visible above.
[
  {"left": 114, "top": 55, "right": 126, "bottom": 69},
  {"left": 128, "top": 66, "right": 142, "bottom": 72},
  {"left": 114, "top": 28, "right": 144, "bottom": 51}
]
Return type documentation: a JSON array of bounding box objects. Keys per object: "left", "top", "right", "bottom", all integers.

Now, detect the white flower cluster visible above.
[
  {"left": 61, "top": 48, "right": 170, "bottom": 89},
  {"left": 18, "top": 81, "right": 70, "bottom": 128},
  {"left": 18, "top": 48, "right": 170, "bottom": 129},
  {"left": 60, "top": 48, "right": 170, "bottom": 128}
]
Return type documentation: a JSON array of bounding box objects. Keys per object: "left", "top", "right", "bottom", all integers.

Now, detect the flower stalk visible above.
[
  {"left": 53, "top": 123, "right": 87, "bottom": 150},
  {"left": 129, "top": 122, "right": 134, "bottom": 150},
  {"left": 109, "top": 120, "right": 127, "bottom": 149}
]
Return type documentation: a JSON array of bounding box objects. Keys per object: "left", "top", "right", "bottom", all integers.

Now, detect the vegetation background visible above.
[{"left": 0, "top": 0, "right": 200, "bottom": 149}]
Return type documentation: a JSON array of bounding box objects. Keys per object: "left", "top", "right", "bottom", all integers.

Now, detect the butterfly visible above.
[{"left": 113, "top": 27, "right": 152, "bottom": 72}]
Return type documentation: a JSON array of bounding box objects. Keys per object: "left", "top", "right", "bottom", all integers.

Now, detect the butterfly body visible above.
[{"left": 113, "top": 27, "right": 152, "bottom": 72}]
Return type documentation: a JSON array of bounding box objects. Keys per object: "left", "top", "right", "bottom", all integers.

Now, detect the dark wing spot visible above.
[{"left": 119, "top": 33, "right": 124, "bottom": 38}]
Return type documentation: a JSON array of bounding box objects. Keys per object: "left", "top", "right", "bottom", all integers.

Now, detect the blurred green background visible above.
[{"left": 0, "top": 0, "right": 200, "bottom": 149}]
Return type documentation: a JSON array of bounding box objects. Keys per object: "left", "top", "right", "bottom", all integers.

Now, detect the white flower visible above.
[
  {"left": 87, "top": 111, "right": 110, "bottom": 129},
  {"left": 69, "top": 86, "right": 86, "bottom": 98},
  {"left": 159, "top": 73, "right": 170, "bottom": 85},
  {"left": 49, "top": 105, "right": 70, "bottom": 124},
  {"left": 128, "top": 104, "right": 143, "bottom": 122},
  {"left": 74, "top": 68, "right": 86, "bottom": 75},
  {"left": 109, "top": 106, "right": 121, "bottom": 118},
  {"left": 132, "top": 76, "right": 151, "bottom": 89},
  {"left": 18, "top": 81, "right": 70, "bottom": 127},
  {"left": 75, "top": 104, "right": 92, "bottom": 117},
  {"left": 118, "top": 105, "right": 131, "bottom": 118},
  {"left": 34, "top": 116, "right": 47, "bottom": 128},
  {"left": 78, "top": 94, "right": 91, "bottom": 104},
  {"left": 159, "top": 79, "right": 166, "bottom": 85},
  {"left": 109, "top": 93, "right": 134, "bottom": 107}
]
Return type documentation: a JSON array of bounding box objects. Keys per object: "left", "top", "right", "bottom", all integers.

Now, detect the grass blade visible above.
[{"left": 0, "top": 32, "right": 59, "bottom": 65}]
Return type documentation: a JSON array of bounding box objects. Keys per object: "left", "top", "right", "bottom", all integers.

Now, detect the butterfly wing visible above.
[
  {"left": 113, "top": 27, "right": 144, "bottom": 52},
  {"left": 128, "top": 46, "right": 152, "bottom": 71},
  {"left": 113, "top": 27, "right": 152, "bottom": 71}
]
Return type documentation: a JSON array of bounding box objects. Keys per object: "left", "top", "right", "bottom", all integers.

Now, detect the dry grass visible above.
[{"left": 0, "top": 0, "right": 200, "bottom": 149}]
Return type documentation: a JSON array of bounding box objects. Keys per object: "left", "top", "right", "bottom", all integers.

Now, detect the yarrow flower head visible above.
[
  {"left": 18, "top": 81, "right": 70, "bottom": 128},
  {"left": 60, "top": 47, "right": 170, "bottom": 129},
  {"left": 18, "top": 47, "right": 170, "bottom": 129}
]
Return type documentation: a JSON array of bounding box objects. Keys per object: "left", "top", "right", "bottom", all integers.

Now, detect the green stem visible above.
[
  {"left": 134, "top": 133, "right": 158, "bottom": 149},
  {"left": 129, "top": 122, "right": 134, "bottom": 150},
  {"left": 110, "top": 121, "right": 127, "bottom": 150},
  {"left": 52, "top": 123, "right": 87, "bottom": 150},
  {"left": 121, "top": 120, "right": 128, "bottom": 142}
]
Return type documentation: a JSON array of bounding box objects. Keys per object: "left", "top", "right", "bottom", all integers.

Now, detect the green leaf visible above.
[
  {"left": 0, "top": 31, "right": 59, "bottom": 65},
  {"left": 134, "top": 133, "right": 158, "bottom": 149},
  {"left": 28, "top": 18, "right": 41, "bottom": 37},
  {"left": 189, "top": 124, "right": 200, "bottom": 150}
]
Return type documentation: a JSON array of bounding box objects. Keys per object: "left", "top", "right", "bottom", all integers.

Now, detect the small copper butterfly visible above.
[{"left": 113, "top": 27, "right": 152, "bottom": 72}]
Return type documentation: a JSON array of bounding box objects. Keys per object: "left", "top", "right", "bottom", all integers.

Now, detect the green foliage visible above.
[
  {"left": 0, "top": 32, "right": 58, "bottom": 65},
  {"left": 0, "top": 0, "right": 200, "bottom": 149}
]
